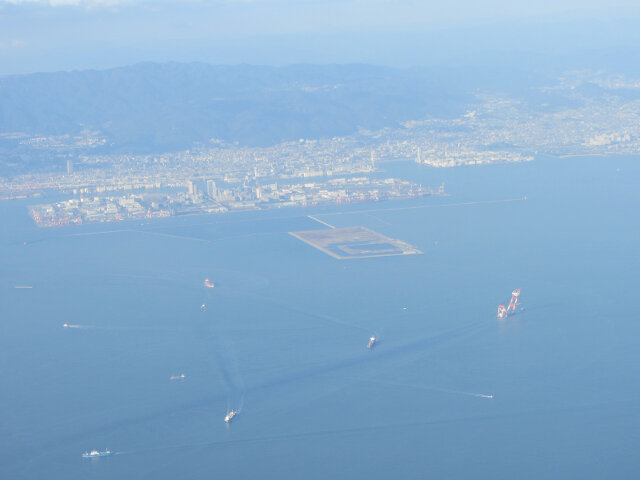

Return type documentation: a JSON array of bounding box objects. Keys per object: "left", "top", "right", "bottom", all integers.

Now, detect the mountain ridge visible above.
[{"left": 0, "top": 62, "right": 470, "bottom": 152}]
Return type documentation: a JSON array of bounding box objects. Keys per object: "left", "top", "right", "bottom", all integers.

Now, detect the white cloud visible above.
[
  {"left": 0, "top": 0, "right": 247, "bottom": 5},
  {"left": 2, "top": 0, "right": 140, "bottom": 5},
  {"left": 2, "top": 0, "right": 639, "bottom": 13},
  {"left": 0, "top": 0, "right": 291, "bottom": 5},
  {"left": 0, "top": 39, "right": 27, "bottom": 49}
]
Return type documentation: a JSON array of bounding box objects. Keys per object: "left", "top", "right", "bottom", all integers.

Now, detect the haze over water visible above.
[{"left": 1, "top": 156, "right": 639, "bottom": 479}]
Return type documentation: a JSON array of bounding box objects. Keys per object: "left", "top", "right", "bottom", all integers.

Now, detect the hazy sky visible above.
[{"left": 1, "top": 0, "right": 640, "bottom": 74}]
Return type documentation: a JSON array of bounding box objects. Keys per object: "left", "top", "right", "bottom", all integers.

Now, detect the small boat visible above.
[
  {"left": 367, "top": 336, "right": 376, "bottom": 349},
  {"left": 201, "top": 304, "right": 206, "bottom": 311},
  {"left": 224, "top": 410, "right": 238, "bottom": 423},
  {"left": 82, "top": 449, "right": 113, "bottom": 458},
  {"left": 170, "top": 373, "right": 186, "bottom": 380},
  {"left": 204, "top": 278, "right": 215, "bottom": 289},
  {"left": 62, "top": 323, "right": 69, "bottom": 328}
]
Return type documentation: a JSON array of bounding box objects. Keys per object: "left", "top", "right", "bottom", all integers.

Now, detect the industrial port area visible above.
[{"left": 28, "top": 176, "right": 444, "bottom": 227}]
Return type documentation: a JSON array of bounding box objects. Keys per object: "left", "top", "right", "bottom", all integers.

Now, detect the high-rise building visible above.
[
  {"left": 206, "top": 180, "right": 218, "bottom": 199},
  {"left": 66, "top": 159, "right": 73, "bottom": 174},
  {"left": 187, "top": 180, "right": 198, "bottom": 197}
]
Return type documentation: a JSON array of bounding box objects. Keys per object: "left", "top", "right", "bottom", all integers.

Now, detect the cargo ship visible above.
[
  {"left": 367, "top": 336, "right": 376, "bottom": 349},
  {"left": 204, "top": 278, "right": 215, "bottom": 289},
  {"left": 224, "top": 410, "right": 238, "bottom": 423},
  {"left": 82, "top": 450, "right": 113, "bottom": 458}
]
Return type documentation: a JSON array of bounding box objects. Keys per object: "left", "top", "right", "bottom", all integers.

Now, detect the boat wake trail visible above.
[
  {"left": 113, "top": 399, "right": 636, "bottom": 459},
  {"left": 249, "top": 320, "right": 488, "bottom": 393},
  {"left": 62, "top": 324, "right": 182, "bottom": 332},
  {"left": 358, "top": 377, "right": 494, "bottom": 400},
  {"left": 253, "top": 296, "right": 369, "bottom": 333},
  {"left": 43, "top": 320, "right": 487, "bottom": 447},
  {"left": 214, "top": 341, "right": 245, "bottom": 407},
  {"left": 206, "top": 306, "right": 246, "bottom": 413}
]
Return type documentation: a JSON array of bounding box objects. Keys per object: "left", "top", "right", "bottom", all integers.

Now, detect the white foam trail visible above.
[
  {"left": 403, "top": 383, "right": 494, "bottom": 400},
  {"left": 63, "top": 324, "right": 109, "bottom": 330},
  {"left": 316, "top": 197, "right": 526, "bottom": 217},
  {"left": 63, "top": 324, "right": 182, "bottom": 332},
  {"left": 361, "top": 377, "right": 493, "bottom": 400}
]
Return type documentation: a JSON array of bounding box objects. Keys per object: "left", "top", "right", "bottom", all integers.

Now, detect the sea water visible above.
[{"left": 1, "top": 156, "right": 639, "bottom": 479}]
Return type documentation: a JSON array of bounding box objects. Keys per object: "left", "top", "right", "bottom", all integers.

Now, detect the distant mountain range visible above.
[{"left": 0, "top": 62, "right": 477, "bottom": 154}]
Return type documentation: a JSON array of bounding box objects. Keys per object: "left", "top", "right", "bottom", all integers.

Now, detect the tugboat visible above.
[
  {"left": 224, "top": 410, "right": 238, "bottom": 423},
  {"left": 82, "top": 449, "right": 113, "bottom": 458},
  {"left": 204, "top": 278, "right": 215, "bottom": 289},
  {"left": 367, "top": 336, "right": 376, "bottom": 349}
]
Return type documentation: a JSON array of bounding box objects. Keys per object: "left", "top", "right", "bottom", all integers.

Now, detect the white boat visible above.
[
  {"left": 82, "top": 449, "right": 113, "bottom": 458},
  {"left": 367, "top": 336, "right": 376, "bottom": 349},
  {"left": 224, "top": 410, "right": 238, "bottom": 423}
]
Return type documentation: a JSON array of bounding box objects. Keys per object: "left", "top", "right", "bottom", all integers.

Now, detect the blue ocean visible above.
[{"left": 1, "top": 156, "right": 639, "bottom": 479}]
